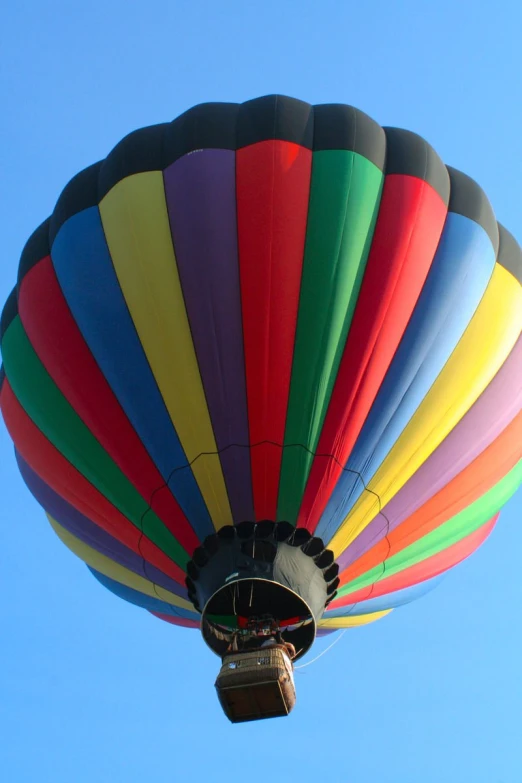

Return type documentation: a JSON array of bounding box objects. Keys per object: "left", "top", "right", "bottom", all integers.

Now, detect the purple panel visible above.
[
  {"left": 338, "top": 334, "right": 522, "bottom": 572},
  {"left": 16, "top": 452, "right": 187, "bottom": 599},
  {"left": 164, "top": 150, "right": 253, "bottom": 523}
]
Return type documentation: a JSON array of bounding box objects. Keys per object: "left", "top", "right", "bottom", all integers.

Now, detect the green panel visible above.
[
  {"left": 277, "top": 151, "right": 383, "bottom": 523},
  {"left": 2, "top": 318, "right": 189, "bottom": 569},
  {"left": 338, "top": 460, "right": 522, "bottom": 597},
  {"left": 207, "top": 614, "right": 238, "bottom": 628}
]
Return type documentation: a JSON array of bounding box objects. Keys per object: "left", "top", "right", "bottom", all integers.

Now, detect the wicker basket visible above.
[{"left": 215, "top": 645, "right": 296, "bottom": 723}]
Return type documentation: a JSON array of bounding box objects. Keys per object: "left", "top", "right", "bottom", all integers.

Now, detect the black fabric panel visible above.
[
  {"left": 446, "top": 166, "right": 499, "bottom": 253},
  {"left": 49, "top": 162, "right": 102, "bottom": 245},
  {"left": 288, "top": 527, "right": 310, "bottom": 546},
  {"left": 163, "top": 102, "right": 239, "bottom": 164},
  {"left": 17, "top": 219, "right": 51, "bottom": 288},
  {"left": 313, "top": 103, "right": 386, "bottom": 170},
  {"left": 274, "top": 521, "right": 295, "bottom": 541},
  {"left": 323, "top": 563, "right": 339, "bottom": 583},
  {"left": 302, "top": 537, "right": 324, "bottom": 557},
  {"left": 236, "top": 95, "right": 314, "bottom": 149},
  {"left": 497, "top": 224, "right": 522, "bottom": 284},
  {"left": 383, "top": 127, "right": 450, "bottom": 204},
  {"left": 0, "top": 365, "right": 5, "bottom": 395},
  {"left": 0, "top": 288, "right": 18, "bottom": 340},
  {"left": 254, "top": 519, "right": 276, "bottom": 539},
  {"left": 97, "top": 123, "right": 169, "bottom": 199},
  {"left": 237, "top": 520, "right": 256, "bottom": 539},
  {"left": 217, "top": 524, "right": 236, "bottom": 540},
  {"left": 189, "top": 524, "right": 332, "bottom": 624}
]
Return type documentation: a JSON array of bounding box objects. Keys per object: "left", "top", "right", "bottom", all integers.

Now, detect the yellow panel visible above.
[
  {"left": 99, "top": 173, "right": 232, "bottom": 529},
  {"left": 319, "top": 609, "right": 391, "bottom": 628},
  {"left": 47, "top": 514, "right": 194, "bottom": 612},
  {"left": 330, "top": 264, "right": 522, "bottom": 557}
]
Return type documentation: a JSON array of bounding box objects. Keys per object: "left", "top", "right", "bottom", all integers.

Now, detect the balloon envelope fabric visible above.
[{"left": 1, "top": 95, "right": 521, "bottom": 633}]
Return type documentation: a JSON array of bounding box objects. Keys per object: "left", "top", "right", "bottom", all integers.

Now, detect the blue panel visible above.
[
  {"left": 89, "top": 568, "right": 199, "bottom": 620},
  {"left": 317, "top": 213, "right": 496, "bottom": 542},
  {"left": 324, "top": 574, "right": 444, "bottom": 617},
  {"left": 51, "top": 208, "right": 214, "bottom": 542}
]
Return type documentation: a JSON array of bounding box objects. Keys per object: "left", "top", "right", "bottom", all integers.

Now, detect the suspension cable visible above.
[{"left": 294, "top": 629, "right": 348, "bottom": 670}]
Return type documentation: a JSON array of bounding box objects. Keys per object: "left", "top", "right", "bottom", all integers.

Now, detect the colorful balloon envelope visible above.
[{"left": 1, "top": 96, "right": 521, "bottom": 717}]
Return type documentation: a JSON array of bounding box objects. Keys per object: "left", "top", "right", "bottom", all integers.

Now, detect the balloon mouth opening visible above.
[
  {"left": 186, "top": 520, "right": 340, "bottom": 662},
  {"left": 201, "top": 578, "right": 316, "bottom": 661}
]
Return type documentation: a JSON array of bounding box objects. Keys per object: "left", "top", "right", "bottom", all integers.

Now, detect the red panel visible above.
[
  {"left": 339, "top": 410, "right": 522, "bottom": 587},
  {"left": 150, "top": 611, "right": 199, "bottom": 629},
  {"left": 331, "top": 514, "right": 498, "bottom": 608},
  {"left": 1, "top": 380, "right": 185, "bottom": 585},
  {"left": 298, "top": 175, "right": 448, "bottom": 531},
  {"left": 236, "top": 141, "right": 312, "bottom": 519},
  {"left": 18, "top": 257, "right": 200, "bottom": 555}
]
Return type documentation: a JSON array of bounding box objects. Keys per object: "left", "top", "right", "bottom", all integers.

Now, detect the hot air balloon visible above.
[{"left": 1, "top": 96, "right": 521, "bottom": 722}]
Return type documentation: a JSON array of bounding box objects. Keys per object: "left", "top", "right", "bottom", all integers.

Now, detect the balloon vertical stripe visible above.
[
  {"left": 50, "top": 208, "right": 215, "bottom": 541},
  {"left": 1, "top": 316, "right": 191, "bottom": 570},
  {"left": 17, "top": 454, "right": 188, "bottom": 599},
  {"left": 48, "top": 516, "right": 195, "bottom": 612},
  {"left": 99, "top": 172, "right": 233, "bottom": 529},
  {"left": 236, "top": 139, "right": 312, "bottom": 519},
  {"left": 298, "top": 130, "right": 451, "bottom": 531},
  {"left": 277, "top": 148, "right": 385, "bottom": 521},
  {"left": 17, "top": 255, "right": 201, "bottom": 554},
  {"left": 337, "top": 461, "right": 521, "bottom": 599},
  {"left": 329, "top": 262, "right": 522, "bottom": 558},
  {"left": 316, "top": 172, "right": 498, "bottom": 542},
  {"left": 337, "top": 333, "right": 522, "bottom": 573},
  {"left": 164, "top": 149, "right": 254, "bottom": 523},
  {"left": 338, "top": 409, "right": 522, "bottom": 587},
  {"left": 0, "top": 382, "right": 186, "bottom": 582},
  {"left": 333, "top": 514, "right": 499, "bottom": 608}
]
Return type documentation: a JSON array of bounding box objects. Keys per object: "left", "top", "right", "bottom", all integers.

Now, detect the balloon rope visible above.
[
  {"left": 294, "top": 629, "right": 348, "bottom": 670},
  {"left": 139, "top": 439, "right": 392, "bottom": 616}
]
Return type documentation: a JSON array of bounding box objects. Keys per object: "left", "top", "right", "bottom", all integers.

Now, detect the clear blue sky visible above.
[{"left": 2, "top": 2, "right": 521, "bottom": 781}]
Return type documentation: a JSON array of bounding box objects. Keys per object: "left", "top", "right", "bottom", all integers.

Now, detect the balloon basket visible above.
[{"left": 215, "top": 646, "right": 296, "bottom": 723}]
